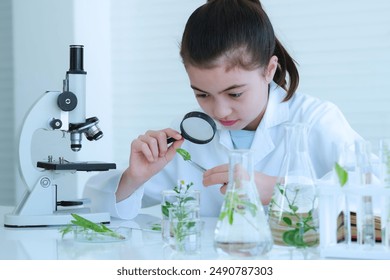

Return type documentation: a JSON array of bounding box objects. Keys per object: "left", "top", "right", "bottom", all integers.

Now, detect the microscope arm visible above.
[
  {"left": 13, "top": 91, "right": 68, "bottom": 217},
  {"left": 19, "top": 90, "right": 68, "bottom": 191}
]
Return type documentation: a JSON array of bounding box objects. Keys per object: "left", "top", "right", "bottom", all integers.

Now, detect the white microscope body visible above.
[{"left": 4, "top": 45, "right": 115, "bottom": 227}]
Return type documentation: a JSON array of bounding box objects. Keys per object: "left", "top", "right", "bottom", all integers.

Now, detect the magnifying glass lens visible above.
[
  {"left": 167, "top": 111, "right": 216, "bottom": 145},
  {"left": 181, "top": 117, "right": 214, "bottom": 141}
]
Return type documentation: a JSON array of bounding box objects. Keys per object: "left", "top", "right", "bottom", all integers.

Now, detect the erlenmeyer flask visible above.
[
  {"left": 214, "top": 149, "right": 273, "bottom": 257},
  {"left": 268, "top": 123, "right": 319, "bottom": 248}
]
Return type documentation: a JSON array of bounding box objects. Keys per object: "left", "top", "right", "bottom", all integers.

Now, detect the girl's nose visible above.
[{"left": 213, "top": 100, "right": 232, "bottom": 119}]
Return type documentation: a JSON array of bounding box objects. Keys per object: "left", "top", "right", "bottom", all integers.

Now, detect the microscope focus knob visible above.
[
  {"left": 49, "top": 118, "right": 62, "bottom": 129},
  {"left": 57, "top": 91, "right": 78, "bottom": 111}
]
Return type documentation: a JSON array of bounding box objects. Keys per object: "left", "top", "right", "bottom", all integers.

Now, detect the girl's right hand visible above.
[{"left": 116, "top": 128, "right": 183, "bottom": 201}]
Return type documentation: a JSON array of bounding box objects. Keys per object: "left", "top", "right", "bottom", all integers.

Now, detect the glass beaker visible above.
[
  {"left": 268, "top": 123, "right": 319, "bottom": 248},
  {"left": 214, "top": 149, "right": 273, "bottom": 257}
]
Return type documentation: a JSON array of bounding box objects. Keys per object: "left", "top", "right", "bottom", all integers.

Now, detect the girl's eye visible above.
[
  {"left": 195, "top": 93, "right": 209, "bottom": 98},
  {"left": 229, "top": 92, "right": 243, "bottom": 98}
]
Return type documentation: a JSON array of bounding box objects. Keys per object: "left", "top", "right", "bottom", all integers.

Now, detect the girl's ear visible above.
[{"left": 264, "top": 55, "right": 278, "bottom": 83}]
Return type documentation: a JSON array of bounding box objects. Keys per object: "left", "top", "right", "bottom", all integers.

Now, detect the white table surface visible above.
[{"left": 0, "top": 206, "right": 321, "bottom": 260}]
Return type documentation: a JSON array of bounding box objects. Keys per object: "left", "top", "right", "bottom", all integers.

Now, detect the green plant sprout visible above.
[
  {"left": 59, "top": 213, "right": 125, "bottom": 240},
  {"left": 161, "top": 180, "right": 196, "bottom": 218},
  {"left": 162, "top": 180, "right": 198, "bottom": 248},
  {"left": 218, "top": 190, "right": 259, "bottom": 230},
  {"left": 170, "top": 204, "right": 197, "bottom": 246},
  {"left": 270, "top": 184, "right": 318, "bottom": 248}
]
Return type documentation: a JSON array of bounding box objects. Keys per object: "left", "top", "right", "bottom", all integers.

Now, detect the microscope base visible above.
[{"left": 4, "top": 209, "right": 110, "bottom": 228}]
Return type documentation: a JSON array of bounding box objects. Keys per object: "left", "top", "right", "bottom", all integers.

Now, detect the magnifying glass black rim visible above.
[{"left": 180, "top": 111, "right": 217, "bottom": 144}]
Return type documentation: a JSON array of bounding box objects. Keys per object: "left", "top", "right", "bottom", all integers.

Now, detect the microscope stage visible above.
[{"left": 37, "top": 161, "right": 116, "bottom": 171}]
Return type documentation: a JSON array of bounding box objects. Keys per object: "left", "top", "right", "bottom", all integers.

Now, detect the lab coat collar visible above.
[
  {"left": 219, "top": 82, "right": 289, "bottom": 163},
  {"left": 264, "top": 82, "right": 289, "bottom": 128}
]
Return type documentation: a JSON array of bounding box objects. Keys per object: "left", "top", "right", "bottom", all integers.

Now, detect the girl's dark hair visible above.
[{"left": 180, "top": 0, "right": 299, "bottom": 101}]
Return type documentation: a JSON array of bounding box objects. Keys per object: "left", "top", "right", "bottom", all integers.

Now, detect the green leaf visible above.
[
  {"left": 228, "top": 208, "right": 234, "bottom": 225},
  {"left": 150, "top": 223, "right": 162, "bottom": 231},
  {"left": 282, "top": 217, "right": 292, "bottom": 226},
  {"left": 186, "top": 221, "right": 196, "bottom": 229},
  {"left": 335, "top": 162, "right": 348, "bottom": 187},
  {"left": 282, "top": 229, "right": 298, "bottom": 246},
  {"left": 182, "top": 197, "right": 196, "bottom": 203},
  {"left": 176, "top": 148, "right": 191, "bottom": 161},
  {"left": 71, "top": 213, "right": 105, "bottom": 232},
  {"left": 289, "top": 205, "right": 298, "bottom": 212},
  {"left": 293, "top": 231, "right": 306, "bottom": 248},
  {"left": 240, "top": 200, "right": 257, "bottom": 217},
  {"left": 162, "top": 203, "right": 171, "bottom": 218},
  {"left": 219, "top": 211, "right": 227, "bottom": 221},
  {"left": 101, "top": 223, "right": 114, "bottom": 232}
]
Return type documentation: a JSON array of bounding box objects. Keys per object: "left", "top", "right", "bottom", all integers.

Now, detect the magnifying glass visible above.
[{"left": 167, "top": 111, "right": 217, "bottom": 145}]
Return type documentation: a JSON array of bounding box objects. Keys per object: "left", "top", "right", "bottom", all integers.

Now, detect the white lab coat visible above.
[{"left": 84, "top": 82, "right": 362, "bottom": 219}]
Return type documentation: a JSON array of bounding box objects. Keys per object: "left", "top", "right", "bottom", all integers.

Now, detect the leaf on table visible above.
[{"left": 59, "top": 213, "right": 125, "bottom": 240}]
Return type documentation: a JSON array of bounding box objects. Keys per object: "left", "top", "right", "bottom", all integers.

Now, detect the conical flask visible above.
[
  {"left": 268, "top": 123, "right": 319, "bottom": 248},
  {"left": 214, "top": 149, "right": 273, "bottom": 257}
]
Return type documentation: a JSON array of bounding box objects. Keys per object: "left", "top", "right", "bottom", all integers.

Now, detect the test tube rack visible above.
[{"left": 317, "top": 183, "right": 390, "bottom": 259}]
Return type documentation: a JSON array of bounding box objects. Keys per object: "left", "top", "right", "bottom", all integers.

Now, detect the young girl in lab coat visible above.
[{"left": 84, "top": 0, "right": 362, "bottom": 219}]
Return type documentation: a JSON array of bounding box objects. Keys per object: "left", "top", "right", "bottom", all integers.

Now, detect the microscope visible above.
[{"left": 4, "top": 45, "right": 116, "bottom": 227}]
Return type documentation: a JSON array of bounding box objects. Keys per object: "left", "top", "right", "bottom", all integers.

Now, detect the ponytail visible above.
[{"left": 273, "top": 38, "right": 299, "bottom": 101}]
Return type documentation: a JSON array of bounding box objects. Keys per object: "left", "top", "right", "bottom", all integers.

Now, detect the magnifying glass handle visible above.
[{"left": 167, "top": 137, "right": 176, "bottom": 144}]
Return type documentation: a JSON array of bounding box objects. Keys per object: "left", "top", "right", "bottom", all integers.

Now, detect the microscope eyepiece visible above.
[{"left": 68, "top": 45, "right": 86, "bottom": 74}]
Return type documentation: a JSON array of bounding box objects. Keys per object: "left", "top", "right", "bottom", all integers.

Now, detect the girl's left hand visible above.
[
  {"left": 203, "top": 164, "right": 277, "bottom": 204},
  {"left": 202, "top": 163, "right": 251, "bottom": 194},
  {"left": 202, "top": 164, "right": 229, "bottom": 194}
]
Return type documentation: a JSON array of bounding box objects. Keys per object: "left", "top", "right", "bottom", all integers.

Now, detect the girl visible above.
[{"left": 85, "top": 0, "right": 362, "bottom": 219}]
